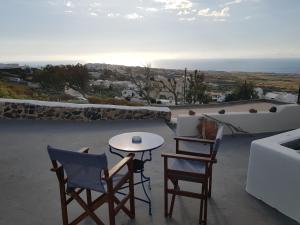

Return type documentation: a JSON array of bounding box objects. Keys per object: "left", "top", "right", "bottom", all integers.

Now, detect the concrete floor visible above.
[{"left": 0, "top": 119, "right": 298, "bottom": 225}]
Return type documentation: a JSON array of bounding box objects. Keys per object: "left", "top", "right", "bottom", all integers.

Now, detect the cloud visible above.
[
  {"left": 224, "top": 0, "right": 242, "bottom": 6},
  {"left": 89, "top": 12, "right": 98, "bottom": 16},
  {"left": 198, "top": 8, "right": 210, "bottom": 16},
  {"left": 137, "top": 7, "right": 159, "bottom": 12},
  {"left": 179, "top": 17, "right": 195, "bottom": 21},
  {"left": 198, "top": 7, "right": 230, "bottom": 18},
  {"left": 125, "top": 13, "right": 143, "bottom": 20},
  {"left": 89, "top": 2, "right": 101, "bottom": 8},
  {"left": 154, "top": 0, "right": 192, "bottom": 10},
  {"left": 244, "top": 15, "right": 252, "bottom": 20},
  {"left": 107, "top": 13, "right": 121, "bottom": 18},
  {"left": 177, "top": 10, "right": 191, "bottom": 15},
  {"left": 223, "top": 0, "right": 260, "bottom": 6},
  {"left": 65, "top": 0, "right": 73, "bottom": 8},
  {"left": 214, "top": 18, "right": 226, "bottom": 22},
  {"left": 64, "top": 10, "right": 73, "bottom": 13},
  {"left": 47, "top": 1, "right": 58, "bottom": 6},
  {"left": 145, "top": 7, "right": 159, "bottom": 12}
]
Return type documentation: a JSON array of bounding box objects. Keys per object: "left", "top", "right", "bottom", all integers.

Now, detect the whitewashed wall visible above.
[{"left": 177, "top": 104, "right": 300, "bottom": 136}]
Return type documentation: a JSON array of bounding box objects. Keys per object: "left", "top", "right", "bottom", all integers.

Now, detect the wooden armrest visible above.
[
  {"left": 161, "top": 152, "right": 216, "bottom": 163},
  {"left": 108, "top": 153, "right": 134, "bottom": 179},
  {"left": 78, "top": 147, "right": 89, "bottom": 153},
  {"left": 50, "top": 166, "right": 61, "bottom": 172},
  {"left": 174, "top": 136, "right": 215, "bottom": 144}
]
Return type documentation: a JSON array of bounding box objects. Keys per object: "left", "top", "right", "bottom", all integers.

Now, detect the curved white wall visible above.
[
  {"left": 246, "top": 129, "right": 300, "bottom": 223},
  {"left": 177, "top": 104, "right": 300, "bottom": 136}
]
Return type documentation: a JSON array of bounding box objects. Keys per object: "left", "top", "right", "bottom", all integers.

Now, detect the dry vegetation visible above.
[
  {"left": 0, "top": 81, "right": 145, "bottom": 106},
  {"left": 87, "top": 96, "right": 144, "bottom": 106},
  {"left": 204, "top": 71, "right": 300, "bottom": 92},
  {"left": 0, "top": 81, "right": 47, "bottom": 100}
]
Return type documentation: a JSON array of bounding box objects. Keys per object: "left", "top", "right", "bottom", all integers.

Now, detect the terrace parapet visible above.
[{"left": 0, "top": 98, "right": 171, "bottom": 122}]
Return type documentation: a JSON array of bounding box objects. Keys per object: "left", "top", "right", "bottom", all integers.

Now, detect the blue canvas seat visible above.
[
  {"left": 47, "top": 145, "right": 135, "bottom": 225},
  {"left": 171, "top": 158, "right": 206, "bottom": 174}
]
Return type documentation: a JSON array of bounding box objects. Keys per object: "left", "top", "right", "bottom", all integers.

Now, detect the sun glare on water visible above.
[{"left": 80, "top": 52, "right": 178, "bottom": 67}]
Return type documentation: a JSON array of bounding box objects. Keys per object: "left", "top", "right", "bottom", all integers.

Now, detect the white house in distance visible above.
[
  {"left": 254, "top": 87, "right": 264, "bottom": 99},
  {"left": 265, "top": 92, "right": 297, "bottom": 103},
  {"left": 64, "top": 87, "right": 87, "bottom": 101},
  {"left": 122, "top": 88, "right": 140, "bottom": 99}
]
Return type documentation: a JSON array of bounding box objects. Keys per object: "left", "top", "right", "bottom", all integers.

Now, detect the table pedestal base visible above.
[{"left": 109, "top": 147, "right": 153, "bottom": 215}]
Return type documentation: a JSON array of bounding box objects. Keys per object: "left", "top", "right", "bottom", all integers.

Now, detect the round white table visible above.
[{"left": 108, "top": 132, "right": 164, "bottom": 215}]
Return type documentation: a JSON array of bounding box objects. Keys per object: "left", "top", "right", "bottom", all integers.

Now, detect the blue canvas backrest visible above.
[
  {"left": 212, "top": 125, "right": 224, "bottom": 158},
  {"left": 47, "top": 146, "right": 108, "bottom": 193}
]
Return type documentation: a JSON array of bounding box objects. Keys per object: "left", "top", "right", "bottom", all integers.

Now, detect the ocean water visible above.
[{"left": 153, "top": 58, "right": 300, "bottom": 74}]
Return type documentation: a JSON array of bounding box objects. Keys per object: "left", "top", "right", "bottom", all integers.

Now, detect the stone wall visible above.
[{"left": 0, "top": 99, "right": 171, "bottom": 121}]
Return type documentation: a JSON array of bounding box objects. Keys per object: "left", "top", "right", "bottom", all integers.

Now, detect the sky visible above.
[{"left": 1, "top": 0, "right": 300, "bottom": 66}]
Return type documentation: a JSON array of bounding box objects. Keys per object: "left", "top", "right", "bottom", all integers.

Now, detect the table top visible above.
[{"left": 108, "top": 132, "right": 164, "bottom": 152}]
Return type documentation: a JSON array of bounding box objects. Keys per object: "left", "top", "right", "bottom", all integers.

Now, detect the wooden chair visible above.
[
  {"left": 47, "top": 146, "right": 135, "bottom": 225},
  {"left": 175, "top": 124, "right": 224, "bottom": 197},
  {"left": 162, "top": 125, "right": 223, "bottom": 225}
]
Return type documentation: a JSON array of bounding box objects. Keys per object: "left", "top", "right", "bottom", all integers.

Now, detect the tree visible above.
[
  {"left": 32, "top": 64, "right": 90, "bottom": 94},
  {"left": 64, "top": 64, "right": 90, "bottom": 92},
  {"left": 128, "top": 65, "right": 159, "bottom": 104},
  {"left": 32, "top": 65, "right": 66, "bottom": 93},
  {"left": 225, "top": 80, "right": 258, "bottom": 101},
  {"left": 185, "top": 70, "right": 209, "bottom": 104},
  {"left": 158, "top": 77, "right": 180, "bottom": 105}
]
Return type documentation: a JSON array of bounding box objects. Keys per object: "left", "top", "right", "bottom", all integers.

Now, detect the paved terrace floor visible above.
[{"left": 0, "top": 119, "right": 298, "bottom": 225}]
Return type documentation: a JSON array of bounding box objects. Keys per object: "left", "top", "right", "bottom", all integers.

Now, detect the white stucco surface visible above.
[
  {"left": 176, "top": 104, "right": 300, "bottom": 135},
  {"left": 0, "top": 98, "right": 170, "bottom": 112},
  {"left": 246, "top": 129, "right": 300, "bottom": 223}
]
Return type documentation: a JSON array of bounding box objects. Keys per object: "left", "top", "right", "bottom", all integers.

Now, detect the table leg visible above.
[
  {"left": 109, "top": 147, "right": 153, "bottom": 215},
  {"left": 141, "top": 151, "right": 152, "bottom": 190},
  {"left": 109, "top": 146, "right": 124, "bottom": 158},
  {"left": 140, "top": 151, "right": 152, "bottom": 215}
]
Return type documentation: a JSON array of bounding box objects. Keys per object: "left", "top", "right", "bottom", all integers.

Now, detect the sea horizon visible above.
[
  {"left": 2, "top": 58, "right": 300, "bottom": 75},
  {"left": 153, "top": 58, "right": 300, "bottom": 74}
]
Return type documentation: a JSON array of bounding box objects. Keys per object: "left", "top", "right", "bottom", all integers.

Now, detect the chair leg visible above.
[
  {"left": 203, "top": 182, "right": 208, "bottom": 225},
  {"left": 112, "top": 196, "right": 132, "bottom": 218},
  {"left": 86, "top": 189, "right": 92, "bottom": 206},
  {"left": 164, "top": 177, "right": 168, "bottom": 217},
  {"left": 129, "top": 172, "right": 135, "bottom": 218},
  {"left": 70, "top": 191, "right": 104, "bottom": 225},
  {"left": 169, "top": 181, "right": 179, "bottom": 217},
  {"left": 59, "top": 182, "right": 68, "bottom": 225},
  {"left": 199, "top": 182, "right": 208, "bottom": 225},
  {"left": 208, "top": 167, "right": 212, "bottom": 198},
  {"left": 108, "top": 193, "right": 116, "bottom": 225},
  {"left": 199, "top": 184, "right": 204, "bottom": 224}
]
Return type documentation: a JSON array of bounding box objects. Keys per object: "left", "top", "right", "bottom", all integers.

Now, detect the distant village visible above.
[{"left": 0, "top": 63, "right": 299, "bottom": 105}]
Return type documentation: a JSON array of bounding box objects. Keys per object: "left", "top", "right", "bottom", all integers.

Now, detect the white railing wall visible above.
[{"left": 177, "top": 104, "right": 300, "bottom": 136}]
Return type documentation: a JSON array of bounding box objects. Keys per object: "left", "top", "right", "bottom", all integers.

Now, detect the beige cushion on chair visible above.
[
  {"left": 197, "top": 118, "right": 218, "bottom": 140},
  {"left": 176, "top": 115, "right": 202, "bottom": 136}
]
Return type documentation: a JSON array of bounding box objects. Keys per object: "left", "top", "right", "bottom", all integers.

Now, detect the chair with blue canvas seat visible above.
[
  {"left": 47, "top": 145, "right": 135, "bottom": 225},
  {"left": 175, "top": 118, "right": 223, "bottom": 197},
  {"left": 162, "top": 125, "right": 223, "bottom": 225}
]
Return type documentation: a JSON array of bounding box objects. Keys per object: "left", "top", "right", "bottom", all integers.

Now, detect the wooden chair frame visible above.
[
  {"left": 49, "top": 147, "right": 135, "bottom": 225},
  {"left": 174, "top": 136, "right": 217, "bottom": 197},
  {"left": 162, "top": 152, "right": 216, "bottom": 225}
]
